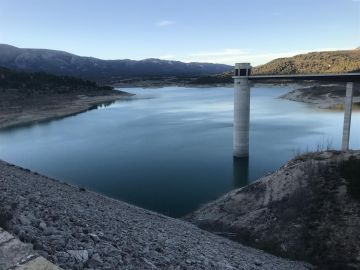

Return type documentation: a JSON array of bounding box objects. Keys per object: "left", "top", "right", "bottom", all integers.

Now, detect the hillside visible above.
[
  {"left": 0, "top": 44, "right": 232, "bottom": 80},
  {"left": 254, "top": 49, "right": 360, "bottom": 75},
  {"left": 190, "top": 48, "right": 360, "bottom": 85},
  {"left": 0, "top": 66, "right": 112, "bottom": 94},
  {"left": 187, "top": 151, "right": 360, "bottom": 269}
]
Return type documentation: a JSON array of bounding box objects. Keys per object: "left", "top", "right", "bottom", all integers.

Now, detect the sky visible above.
[{"left": 0, "top": 0, "right": 359, "bottom": 65}]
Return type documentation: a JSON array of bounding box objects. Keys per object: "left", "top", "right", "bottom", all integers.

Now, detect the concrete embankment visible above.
[
  {"left": 186, "top": 151, "right": 360, "bottom": 270},
  {"left": 0, "top": 227, "right": 62, "bottom": 270},
  {"left": 0, "top": 160, "right": 311, "bottom": 270}
]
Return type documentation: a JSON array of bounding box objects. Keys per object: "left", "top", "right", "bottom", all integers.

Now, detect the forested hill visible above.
[
  {"left": 191, "top": 48, "right": 360, "bottom": 84},
  {"left": 0, "top": 66, "right": 113, "bottom": 94},
  {"left": 253, "top": 49, "right": 360, "bottom": 75}
]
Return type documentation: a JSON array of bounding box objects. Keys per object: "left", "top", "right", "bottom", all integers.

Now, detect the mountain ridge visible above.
[{"left": 0, "top": 44, "right": 232, "bottom": 81}]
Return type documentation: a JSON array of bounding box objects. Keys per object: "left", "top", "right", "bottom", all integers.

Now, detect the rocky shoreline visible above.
[
  {"left": 186, "top": 151, "right": 360, "bottom": 269},
  {"left": 0, "top": 160, "right": 311, "bottom": 270},
  {"left": 280, "top": 83, "right": 360, "bottom": 109}
]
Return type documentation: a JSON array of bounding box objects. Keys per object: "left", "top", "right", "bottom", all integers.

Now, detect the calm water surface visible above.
[{"left": 0, "top": 85, "right": 359, "bottom": 217}]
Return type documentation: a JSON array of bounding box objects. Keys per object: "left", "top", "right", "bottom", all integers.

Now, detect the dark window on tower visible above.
[
  {"left": 234, "top": 69, "right": 239, "bottom": 76},
  {"left": 240, "top": 69, "right": 247, "bottom": 76}
]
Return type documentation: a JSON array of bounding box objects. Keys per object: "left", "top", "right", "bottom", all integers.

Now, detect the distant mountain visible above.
[
  {"left": 253, "top": 49, "right": 360, "bottom": 75},
  {"left": 0, "top": 44, "right": 232, "bottom": 81}
]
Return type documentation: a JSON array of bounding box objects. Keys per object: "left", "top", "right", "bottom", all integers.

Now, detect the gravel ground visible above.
[{"left": 0, "top": 160, "right": 311, "bottom": 270}]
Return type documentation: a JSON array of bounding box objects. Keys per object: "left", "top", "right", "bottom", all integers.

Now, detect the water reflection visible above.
[
  {"left": 233, "top": 157, "right": 249, "bottom": 188},
  {"left": 0, "top": 86, "right": 359, "bottom": 217}
]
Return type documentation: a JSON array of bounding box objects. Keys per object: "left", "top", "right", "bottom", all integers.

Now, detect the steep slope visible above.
[
  {"left": 187, "top": 151, "right": 360, "bottom": 269},
  {"left": 0, "top": 44, "right": 232, "bottom": 80},
  {"left": 0, "top": 160, "right": 311, "bottom": 270}
]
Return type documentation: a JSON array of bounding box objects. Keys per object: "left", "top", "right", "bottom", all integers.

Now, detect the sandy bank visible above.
[{"left": 0, "top": 92, "right": 131, "bottom": 130}]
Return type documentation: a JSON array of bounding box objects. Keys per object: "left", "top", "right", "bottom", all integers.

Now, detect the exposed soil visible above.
[
  {"left": 186, "top": 151, "right": 360, "bottom": 270},
  {"left": 280, "top": 83, "right": 360, "bottom": 109},
  {"left": 0, "top": 90, "right": 131, "bottom": 129}
]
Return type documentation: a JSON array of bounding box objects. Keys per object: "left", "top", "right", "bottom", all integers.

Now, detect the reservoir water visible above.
[{"left": 0, "top": 85, "right": 359, "bottom": 217}]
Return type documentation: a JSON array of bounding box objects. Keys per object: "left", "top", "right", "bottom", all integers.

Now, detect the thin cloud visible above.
[
  {"left": 178, "top": 47, "right": 352, "bottom": 66},
  {"left": 158, "top": 55, "right": 175, "bottom": 59},
  {"left": 155, "top": 20, "right": 174, "bottom": 27},
  {"left": 190, "top": 49, "right": 248, "bottom": 57}
]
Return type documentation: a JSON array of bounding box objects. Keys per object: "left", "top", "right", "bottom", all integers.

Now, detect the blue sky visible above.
[{"left": 0, "top": 0, "right": 359, "bottom": 65}]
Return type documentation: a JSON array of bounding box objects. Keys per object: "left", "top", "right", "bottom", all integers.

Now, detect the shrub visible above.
[{"left": 340, "top": 157, "right": 360, "bottom": 201}]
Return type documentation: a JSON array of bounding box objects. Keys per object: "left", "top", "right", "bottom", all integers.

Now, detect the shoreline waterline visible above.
[{"left": 0, "top": 85, "right": 359, "bottom": 217}]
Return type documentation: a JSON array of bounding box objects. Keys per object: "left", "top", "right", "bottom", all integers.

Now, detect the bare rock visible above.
[
  {"left": 0, "top": 159, "right": 311, "bottom": 270},
  {"left": 67, "top": 250, "right": 89, "bottom": 263},
  {"left": 87, "top": 253, "right": 103, "bottom": 268}
]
